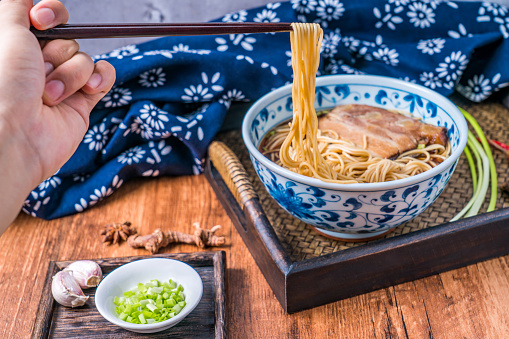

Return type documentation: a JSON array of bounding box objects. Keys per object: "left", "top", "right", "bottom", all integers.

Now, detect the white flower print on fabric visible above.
[
  {"left": 388, "top": 0, "right": 409, "bottom": 6},
  {"left": 109, "top": 117, "right": 122, "bottom": 135},
  {"left": 420, "top": 71, "right": 442, "bottom": 89},
  {"left": 24, "top": 174, "right": 60, "bottom": 215},
  {"left": 136, "top": 50, "right": 174, "bottom": 60},
  {"left": 73, "top": 173, "right": 90, "bottom": 182},
  {"left": 324, "top": 58, "right": 343, "bottom": 74},
  {"left": 457, "top": 74, "right": 508, "bottom": 102},
  {"left": 92, "top": 53, "right": 108, "bottom": 61},
  {"left": 477, "top": 2, "right": 508, "bottom": 22},
  {"left": 342, "top": 36, "right": 361, "bottom": 53},
  {"left": 124, "top": 117, "right": 154, "bottom": 139},
  {"left": 201, "top": 72, "right": 224, "bottom": 92},
  {"left": 192, "top": 157, "right": 205, "bottom": 175},
  {"left": 448, "top": 24, "right": 473, "bottom": 39},
  {"left": 316, "top": 0, "right": 345, "bottom": 27},
  {"left": 131, "top": 46, "right": 211, "bottom": 61},
  {"left": 373, "top": 47, "right": 399, "bottom": 66},
  {"left": 79, "top": 175, "right": 123, "bottom": 209},
  {"left": 236, "top": 54, "right": 255, "bottom": 64},
  {"left": 407, "top": 2, "right": 435, "bottom": 29},
  {"left": 291, "top": 0, "right": 317, "bottom": 14},
  {"left": 457, "top": 74, "right": 493, "bottom": 102},
  {"left": 145, "top": 140, "right": 172, "bottom": 165},
  {"left": 84, "top": 122, "right": 109, "bottom": 151},
  {"left": 101, "top": 87, "right": 132, "bottom": 108},
  {"left": 139, "top": 103, "right": 170, "bottom": 130},
  {"left": 181, "top": 72, "right": 223, "bottom": 103},
  {"left": 321, "top": 30, "right": 341, "bottom": 58},
  {"left": 216, "top": 34, "right": 257, "bottom": 52},
  {"left": 39, "top": 175, "right": 61, "bottom": 191},
  {"left": 219, "top": 89, "right": 248, "bottom": 109},
  {"left": 285, "top": 50, "right": 292, "bottom": 67},
  {"left": 495, "top": 16, "right": 509, "bottom": 39},
  {"left": 139, "top": 67, "right": 166, "bottom": 88},
  {"left": 374, "top": 4, "right": 404, "bottom": 30},
  {"left": 254, "top": 9, "right": 280, "bottom": 23},
  {"left": 108, "top": 45, "right": 139, "bottom": 59},
  {"left": 23, "top": 192, "right": 50, "bottom": 216},
  {"left": 261, "top": 62, "right": 278, "bottom": 75},
  {"left": 436, "top": 51, "right": 469, "bottom": 84},
  {"left": 181, "top": 84, "right": 214, "bottom": 102},
  {"left": 266, "top": 3, "right": 281, "bottom": 10},
  {"left": 141, "top": 141, "right": 169, "bottom": 175},
  {"left": 421, "top": 0, "right": 443, "bottom": 10},
  {"left": 89, "top": 187, "right": 111, "bottom": 206},
  {"left": 356, "top": 35, "right": 387, "bottom": 62},
  {"left": 142, "top": 169, "right": 160, "bottom": 177},
  {"left": 296, "top": 14, "right": 307, "bottom": 23},
  {"left": 222, "top": 9, "right": 248, "bottom": 22},
  {"left": 118, "top": 146, "right": 146, "bottom": 165},
  {"left": 170, "top": 44, "right": 211, "bottom": 55},
  {"left": 74, "top": 198, "right": 88, "bottom": 213},
  {"left": 164, "top": 105, "right": 207, "bottom": 142},
  {"left": 400, "top": 76, "right": 417, "bottom": 83},
  {"left": 417, "top": 38, "right": 445, "bottom": 55}
]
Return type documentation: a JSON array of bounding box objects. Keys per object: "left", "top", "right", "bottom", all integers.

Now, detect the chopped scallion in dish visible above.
[{"left": 113, "top": 279, "right": 186, "bottom": 324}]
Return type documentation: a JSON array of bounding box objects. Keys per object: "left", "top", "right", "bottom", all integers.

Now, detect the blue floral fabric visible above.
[{"left": 24, "top": 0, "right": 509, "bottom": 219}]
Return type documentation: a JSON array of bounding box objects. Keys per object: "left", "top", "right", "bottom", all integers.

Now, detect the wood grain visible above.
[
  {"left": 1, "top": 174, "right": 509, "bottom": 338},
  {"left": 32, "top": 252, "right": 225, "bottom": 339}
]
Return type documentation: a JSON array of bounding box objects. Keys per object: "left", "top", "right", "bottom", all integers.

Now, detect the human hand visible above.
[{"left": 0, "top": 0, "right": 116, "bottom": 229}]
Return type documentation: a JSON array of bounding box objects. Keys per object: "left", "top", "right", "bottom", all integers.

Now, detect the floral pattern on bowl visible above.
[
  {"left": 242, "top": 75, "right": 468, "bottom": 240},
  {"left": 252, "top": 155, "right": 457, "bottom": 235}
]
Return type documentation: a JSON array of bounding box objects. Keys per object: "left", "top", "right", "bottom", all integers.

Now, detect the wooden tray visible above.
[
  {"left": 32, "top": 251, "right": 226, "bottom": 338},
  {"left": 204, "top": 100, "right": 509, "bottom": 314}
]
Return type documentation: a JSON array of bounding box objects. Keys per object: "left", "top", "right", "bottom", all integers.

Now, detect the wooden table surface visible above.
[
  {"left": 1, "top": 173, "right": 509, "bottom": 338},
  {"left": 8, "top": 0, "right": 509, "bottom": 337}
]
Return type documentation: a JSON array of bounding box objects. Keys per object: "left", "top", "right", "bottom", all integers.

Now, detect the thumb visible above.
[{"left": 0, "top": 0, "right": 32, "bottom": 28}]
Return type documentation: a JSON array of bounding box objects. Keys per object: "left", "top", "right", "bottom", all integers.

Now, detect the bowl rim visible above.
[
  {"left": 95, "top": 257, "right": 203, "bottom": 331},
  {"left": 241, "top": 74, "right": 468, "bottom": 192}
]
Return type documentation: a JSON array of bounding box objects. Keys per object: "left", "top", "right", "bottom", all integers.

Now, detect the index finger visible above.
[{"left": 30, "top": 0, "right": 69, "bottom": 30}]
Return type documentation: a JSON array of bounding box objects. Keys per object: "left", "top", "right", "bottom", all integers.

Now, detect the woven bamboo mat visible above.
[{"left": 215, "top": 99, "right": 509, "bottom": 262}]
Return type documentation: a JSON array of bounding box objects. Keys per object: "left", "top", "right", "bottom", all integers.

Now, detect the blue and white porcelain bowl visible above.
[{"left": 242, "top": 75, "right": 468, "bottom": 240}]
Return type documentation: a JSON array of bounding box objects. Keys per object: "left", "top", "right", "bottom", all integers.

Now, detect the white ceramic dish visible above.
[
  {"left": 95, "top": 258, "right": 203, "bottom": 333},
  {"left": 242, "top": 74, "right": 468, "bottom": 240}
]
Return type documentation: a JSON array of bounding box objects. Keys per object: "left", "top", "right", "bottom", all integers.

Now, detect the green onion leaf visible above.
[{"left": 451, "top": 107, "right": 498, "bottom": 221}]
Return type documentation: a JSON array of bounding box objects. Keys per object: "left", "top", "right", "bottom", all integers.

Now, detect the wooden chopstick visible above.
[{"left": 32, "top": 22, "right": 293, "bottom": 39}]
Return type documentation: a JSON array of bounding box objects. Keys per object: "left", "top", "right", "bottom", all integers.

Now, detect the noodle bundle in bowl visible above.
[{"left": 241, "top": 23, "right": 468, "bottom": 240}]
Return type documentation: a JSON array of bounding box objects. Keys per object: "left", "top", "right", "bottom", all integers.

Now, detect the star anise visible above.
[{"left": 101, "top": 221, "right": 137, "bottom": 245}]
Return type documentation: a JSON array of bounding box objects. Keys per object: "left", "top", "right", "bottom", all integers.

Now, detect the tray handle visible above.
[{"left": 208, "top": 141, "right": 258, "bottom": 209}]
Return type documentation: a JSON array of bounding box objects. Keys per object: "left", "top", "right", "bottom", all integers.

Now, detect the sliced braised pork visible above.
[{"left": 317, "top": 104, "right": 448, "bottom": 159}]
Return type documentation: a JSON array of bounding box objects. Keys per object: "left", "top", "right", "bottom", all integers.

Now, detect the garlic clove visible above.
[
  {"left": 63, "top": 260, "right": 103, "bottom": 289},
  {"left": 51, "top": 271, "right": 89, "bottom": 307}
]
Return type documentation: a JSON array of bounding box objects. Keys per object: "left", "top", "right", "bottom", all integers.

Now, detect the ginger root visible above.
[{"left": 127, "top": 222, "right": 225, "bottom": 254}]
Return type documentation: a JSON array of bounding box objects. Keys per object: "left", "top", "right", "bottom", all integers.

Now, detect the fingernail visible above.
[
  {"left": 45, "top": 80, "right": 65, "bottom": 101},
  {"left": 44, "top": 62, "right": 54, "bottom": 75},
  {"left": 35, "top": 8, "right": 56, "bottom": 27},
  {"left": 86, "top": 73, "right": 102, "bottom": 89}
]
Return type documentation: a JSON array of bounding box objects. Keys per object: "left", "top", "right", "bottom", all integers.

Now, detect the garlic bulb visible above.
[
  {"left": 51, "top": 271, "right": 89, "bottom": 307},
  {"left": 63, "top": 260, "right": 103, "bottom": 289}
]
